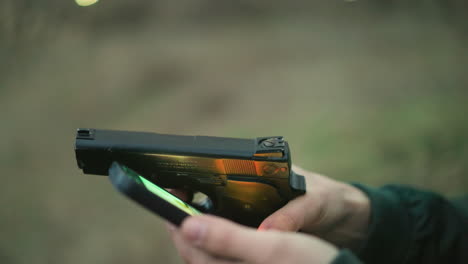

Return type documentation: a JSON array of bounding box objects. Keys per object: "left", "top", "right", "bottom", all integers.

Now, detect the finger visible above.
[
  {"left": 171, "top": 226, "right": 209, "bottom": 263},
  {"left": 180, "top": 215, "right": 275, "bottom": 262},
  {"left": 259, "top": 165, "right": 329, "bottom": 232},
  {"left": 170, "top": 228, "right": 242, "bottom": 264},
  {"left": 169, "top": 224, "right": 201, "bottom": 263},
  {"left": 258, "top": 196, "right": 308, "bottom": 231}
]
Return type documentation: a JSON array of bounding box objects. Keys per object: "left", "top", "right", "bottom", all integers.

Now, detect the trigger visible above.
[{"left": 190, "top": 192, "right": 214, "bottom": 213}]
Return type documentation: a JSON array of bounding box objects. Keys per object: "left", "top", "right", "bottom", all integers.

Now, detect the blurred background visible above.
[{"left": 1, "top": 1, "right": 467, "bottom": 263}]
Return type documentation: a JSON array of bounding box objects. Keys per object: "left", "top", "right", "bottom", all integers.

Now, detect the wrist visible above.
[
  {"left": 344, "top": 184, "right": 371, "bottom": 231},
  {"left": 335, "top": 183, "right": 371, "bottom": 250}
]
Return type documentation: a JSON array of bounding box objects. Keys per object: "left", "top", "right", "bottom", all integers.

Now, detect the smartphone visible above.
[{"left": 108, "top": 161, "right": 202, "bottom": 226}]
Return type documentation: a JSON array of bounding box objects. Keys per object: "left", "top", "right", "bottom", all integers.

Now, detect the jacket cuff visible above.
[
  {"left": 332, "top": 249, "right": 363, "bottom": 264},
  {"left": 351, "top": 184, "right": 412, "bottom": 264}
]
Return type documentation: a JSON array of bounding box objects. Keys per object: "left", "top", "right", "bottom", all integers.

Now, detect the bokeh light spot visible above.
[{"left": 75, "top": 0, "right": 99, "bottom": 7}]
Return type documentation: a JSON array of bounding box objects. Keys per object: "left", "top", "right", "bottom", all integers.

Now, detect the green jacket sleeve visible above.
[
  {"left": 332, "top": 250, "right": 364, "bottom": 264},
  {"left": 350, "top": 184, "right": 468, "bottom": 264}
]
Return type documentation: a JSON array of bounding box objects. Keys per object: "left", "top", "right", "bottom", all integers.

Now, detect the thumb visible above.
[
  {"left": 259, "top": 196, "right": 311, "bottom": 231},
  {"left": 180, "top": 215, "right": 270, "bottom": 262}
]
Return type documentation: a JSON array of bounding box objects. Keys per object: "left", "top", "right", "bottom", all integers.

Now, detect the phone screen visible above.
[{"left": 120, "top": 165, "right": 202, "bottom": 216}]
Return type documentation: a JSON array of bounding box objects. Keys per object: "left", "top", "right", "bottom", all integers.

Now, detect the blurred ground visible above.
[{"left": 1, "top": 1, "right": 467, "bottom": 264}]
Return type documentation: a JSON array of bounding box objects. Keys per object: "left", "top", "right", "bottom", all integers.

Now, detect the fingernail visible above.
[{"left": 182, "top": 218, "right": 207, "bottom": 245}]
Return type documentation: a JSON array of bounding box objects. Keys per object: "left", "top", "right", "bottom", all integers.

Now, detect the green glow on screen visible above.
[{"left": 138, "top": 176, "right": 201, "bottom": 216}]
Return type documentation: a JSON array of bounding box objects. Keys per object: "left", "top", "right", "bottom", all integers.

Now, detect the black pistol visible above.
[{"left": 75, "top": 128, "right": 306, "bottom": 227}]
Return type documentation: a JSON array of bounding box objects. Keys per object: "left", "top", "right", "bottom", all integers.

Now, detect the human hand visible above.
[
  {"left": 167, "top": 214, "right": 338, "bottom": 264},
  {"left": 259, "top": 165, "right": 370, "bottom": 249},
  {"left": 167, "top": 165, "right": 371, "bottom": 249}
]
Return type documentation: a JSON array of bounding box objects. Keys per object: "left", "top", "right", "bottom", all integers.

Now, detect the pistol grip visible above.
[{"left": 210, "top": 179, "right": 286, "bottom": 227}]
